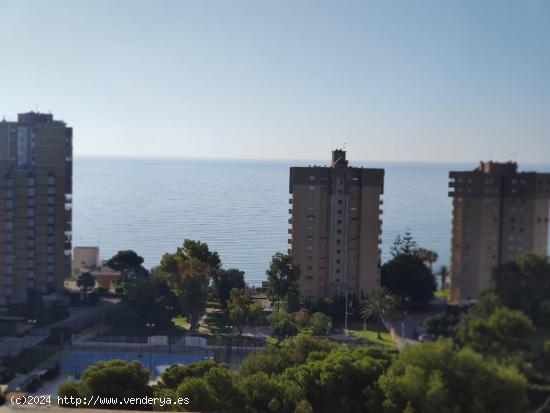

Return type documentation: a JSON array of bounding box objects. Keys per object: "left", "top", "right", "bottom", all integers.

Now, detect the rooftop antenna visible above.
[{"left": 343, "top": 142, "right": 347, "bottom": 151}]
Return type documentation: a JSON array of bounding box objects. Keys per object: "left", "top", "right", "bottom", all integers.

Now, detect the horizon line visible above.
[{"left": 72, "top": 154, "right": 550, "bottom": 167}]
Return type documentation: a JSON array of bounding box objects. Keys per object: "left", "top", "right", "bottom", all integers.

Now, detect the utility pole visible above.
[{"left": 344, "top": 291, "right": 348, "bottom": 335}]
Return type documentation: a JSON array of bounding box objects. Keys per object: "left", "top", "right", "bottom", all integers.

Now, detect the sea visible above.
[{"left": 73, "top": 157, "right": 550, "bottom": 286}]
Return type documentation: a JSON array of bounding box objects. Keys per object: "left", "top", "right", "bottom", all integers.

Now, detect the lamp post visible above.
[
  {"left": 145, "top": 322, "right": 155, "bottom": 373},
  {"left": 165, "top": 306, "right": 174, "bottom": 364},
  {"left": 100, "top": 313, "right": 106, "bottom": 338},
  {"left": 27, "top": 318, "right": 38, "bottom": 369},
  {"left": 344, "top": 291, "right": 349, "bottom": 336}
]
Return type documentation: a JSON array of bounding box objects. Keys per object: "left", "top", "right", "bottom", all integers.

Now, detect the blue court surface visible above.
[{"left": 60, "top": 350, "right": 204, "bottom": 378}]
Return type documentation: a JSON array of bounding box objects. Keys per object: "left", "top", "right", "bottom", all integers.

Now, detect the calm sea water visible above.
[{"left": 73, "top": 157, "right": 550, "bottom": 286}]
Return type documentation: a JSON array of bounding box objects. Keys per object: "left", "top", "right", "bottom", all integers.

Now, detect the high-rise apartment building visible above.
[
  {"left": 0, "top": 112, "right": 73, "bottom": 307},
  {"left": 288, "top": 150, "right": 384, "bottom": 302},
  {"left": 449, "top": 161, "right": 550, "bottom": 302}
]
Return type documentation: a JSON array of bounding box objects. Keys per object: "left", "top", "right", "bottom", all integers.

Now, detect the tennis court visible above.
[{"left": 60, "top": 350, "right": 204, "bottom": 378}]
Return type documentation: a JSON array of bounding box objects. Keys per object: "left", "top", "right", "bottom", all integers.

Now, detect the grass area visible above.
[
  {"left": 172, "top": 316, "right": 190, "bottom": 329},
  {"left": 347, "top": 321, "right": 397, "bottom": 348},
  {"left": 435, "top": 290, "right": 450, "bottom": 300}
]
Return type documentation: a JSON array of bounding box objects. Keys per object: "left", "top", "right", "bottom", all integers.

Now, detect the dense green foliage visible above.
[
  {"left": 159, "top": 240, "right": 220, "bottom": 330},
  {"left": 308, "top": 312, "right": 333, "bottom": 336},
  {"left": 227, "top": 288, "right": 262, "bottom": 335},
  {"left": 382, "top": 232, "right": 436, "bottom": 305},
  {"left": 154, "top": 336, "right": 529, "bottom": 412},
  {"left": 266, "top": 253, "right": 300, "bottom": 310},
  {"left": 458, "top": 306, "right": 535, "bottom": 361},
  {"left": 422, "top": 305, "right": 467, "bottom": 338},
  {"left": 59, "top": 360, "right": 152, "bottom": 410},
  {"left": 492, "top": 253, "right": 550, "bottom": 326},
  {"left": 211, "top": 268, "right": 246, "bottom": 308},
  {"left": 538, "top": 341, "right": 550, "bottom": 375},
  {"left": 124, "top": 275, "right": 180, "bottom": 331},
  {"left": 268, "top": 311, "right": 298, "bottom": 340},
  {"left": 106, "top": 250, "right": 147, "bottom": 282},
  {"left": 361, "top": 288, "right": 398, "bottom": 338},
  {"left": 58, "top": 333, "right": 537, "bottom": 412},
  {"left": 77, "top": 271, "right": 96, "bottom": 303},
  {"left": 382, "top": 253, "right": 436, "bottom": 305},
  {"left": 379, "top": 340, "right": 528, "bottom": 413}
]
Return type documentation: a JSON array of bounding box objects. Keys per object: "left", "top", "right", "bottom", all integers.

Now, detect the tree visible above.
[
  {"left": 361, "top": 288, "right": 398, "bottom": 338},
  {"left": 106, "top": 250, "right": 146, "bottom": 282},
  {"left": 537, "top": 341, "right": 550, "bottom": 375},
  {"left": 458, "top": 306, "right": 535, "bottom": 361},
  {"left": 438, "top": 265, "right": 449, "bottom": 291},
  {"left": 284, "top": 346, "right": 392, "bottom": 413},
  {"left": 181, "top": 239, "right": 221, "bottom": 271},
  {"left": 382, "top": 254, "right": 436, "bottom": 305},
  {"left": 211, "top": 268, "right": 245, "bottom": 308},
  {"left": 378, "top": 340, "right": 529, "bottom": 413},
  {"left": 422, "top": 305, "right": 466, "bottom": 339},
  {"left": 310, "top": 312, "right": 332, "bottom": 336},
  {"left": 159, "top": 240, "right": 220, "bottom": 331},
  {"left": 492, "top": 253, "right": 550, "bottom": 326},
  {"left": 160, "top": 360, "right": 218, "bottom": 390},
  {"left": 240, "top": 372, "right": 307, "bottom": 413},
  {"left": 176, "top": 377, "right": 219, "bottom": 412},
  {"left": 227, "top": 288, "right": 262, "bottom": 336},
  {"left": 266, "top": 253, "right": 300, "bottom": 310},
  {"left": 268, "top": 311, "right": 298, "bottom": 340},
  {"left": 390, "top": 230, "right": 418, "bottom": 257},
  {"left": 77, "top": 271, "right": 96, "bottom": 303},
  {"left": 59, "top": 360, "right": 152, "bottom": 410},
  {"left": 203, "top": 366, "right": 246, "bottom": 413},
  {"left": 383, "top": 231, "right": 436, "bottom": 305},
  {"left": 416, "top": 248, "right": 439, "bottom": 273},
  {"left": 124, "top": 275, "right": 181, "bottom": 331}
]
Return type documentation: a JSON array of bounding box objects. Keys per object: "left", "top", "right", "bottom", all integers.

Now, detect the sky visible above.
[{"left": 0, "top": 0, "right": 549, "bottom": 163}]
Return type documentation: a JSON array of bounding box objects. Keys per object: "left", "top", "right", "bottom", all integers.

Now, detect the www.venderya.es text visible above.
[{"left": 10, "top": 395, "right": 190, "bottom": 408}]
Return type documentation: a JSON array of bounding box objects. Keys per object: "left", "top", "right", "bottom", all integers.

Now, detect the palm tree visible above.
[
  {"left": 438, "top": 265, "right": 449, "bottom": 290},
  {"left": 361, "top": 287, "right": 398, "bottom": 339},
  {"left": 416, "top": 248, "right": 439, "bottom": 272}
]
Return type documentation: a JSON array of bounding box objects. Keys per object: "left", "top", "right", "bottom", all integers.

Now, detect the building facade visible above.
[
  {"left": 0, "top": 112, "right": 73, "bottom": 307},
  {"left": 449, "top": 161, "right": 550, "bottom": 302},
  {"left": 289, "top": 150, "right": 384, "bottom": 302},
  {"left": 71, "top": 246, "right": 101, "bottom": 278}
]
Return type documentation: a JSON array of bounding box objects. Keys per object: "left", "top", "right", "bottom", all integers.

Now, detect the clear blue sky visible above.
[{"left": 1, "top": 0, "right": 549, "bottom": 162}]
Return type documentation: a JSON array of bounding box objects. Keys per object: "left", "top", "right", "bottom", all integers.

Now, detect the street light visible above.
[
  {"left": 165, "top": 306, "right": 174, "bottom": 363},
  {"left": 27, "top": 318, "right": 38, "bottom": 369},
  {"left": 145, "top": 322, "right": 156, "bottom": 373}
]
